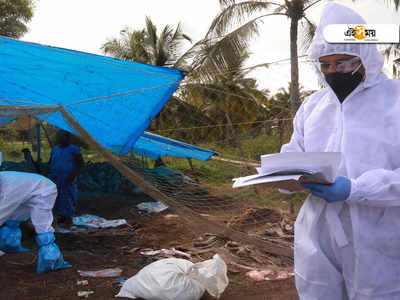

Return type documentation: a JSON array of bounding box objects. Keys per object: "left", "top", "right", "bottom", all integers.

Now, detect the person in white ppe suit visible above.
[
  {"left": 281, "top": 2, "right": 400, "bottom": 299},
  {"left": 0, "top": 170, "right": 71, "bottom": 274}
]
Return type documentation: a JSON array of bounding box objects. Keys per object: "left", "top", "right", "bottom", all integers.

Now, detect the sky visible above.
[{"left": 23, "top": 0, "right": 400, "bottom": 94}]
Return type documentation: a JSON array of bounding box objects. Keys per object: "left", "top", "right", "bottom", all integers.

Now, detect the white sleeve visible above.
[
  {"left": 347, "top": 169, "right": 400, "bottom": 207},
  {"left": 280, "top": 101, "right": 305, "bottom": 153}
]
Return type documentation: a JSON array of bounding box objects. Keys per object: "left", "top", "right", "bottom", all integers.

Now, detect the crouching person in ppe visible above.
[{"left": 0, "top": 171, "right": 71, "bottom": 274}]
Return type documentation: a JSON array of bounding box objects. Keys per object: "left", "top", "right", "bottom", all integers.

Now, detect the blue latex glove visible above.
[
  {"left": 301, "top": 176, "right": 351, "bottom": 203},
  {"left": 36, "top": 232, "right": 71, "bottom": 274},
  {"left": 0, "top": 220, "right": 30, "bottom": 253}
]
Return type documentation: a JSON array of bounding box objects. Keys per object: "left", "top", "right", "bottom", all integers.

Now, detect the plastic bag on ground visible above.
[
  {"left": 73, "top": 214, "right": 127, "bottom": 228},
  {"left": 78, "top": 268, "right": 122, "bottom": 277},
  {"left": 55, "top": 214, "right": 127, "bottom": 233},
  {"left": 188, "top": 254, "right": 229, "bottom": 298},
  {"left": 116, "top": 254, "right": 228, "bottom": 300},
  {"left": 136, "top": 201, "right": 168, "bottom": 213}
]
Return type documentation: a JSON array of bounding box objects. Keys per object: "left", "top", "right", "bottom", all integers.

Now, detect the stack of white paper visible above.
[{"left": 232, "top": 152, "right": 342, "bottom": 191}]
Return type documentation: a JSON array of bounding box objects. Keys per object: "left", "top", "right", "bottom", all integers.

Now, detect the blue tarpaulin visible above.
[
  {"left": 0, "top": 37, "right": 217, "bottom": 161},
  {"left": 132, "top": 131, "right": 217, "bottom": 160}
]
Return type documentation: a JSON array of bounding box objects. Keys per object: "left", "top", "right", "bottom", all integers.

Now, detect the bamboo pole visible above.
[
  {"left": 40, "top": 121, "right": 54, "bottom": 149},
  {"left": 0, "top": 105, "right": 59, "bottom": 116},
  {"left": 211, "top": 156, "right": 260, "bottom": 167},
  {"left": 36, "top": 123, "right": 41, "bottom": 163}
]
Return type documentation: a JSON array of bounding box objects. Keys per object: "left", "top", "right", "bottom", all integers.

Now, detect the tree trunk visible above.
[
  {"left": 289, "top": 17, "right": 300, "bottom": 116},
  {"left": 264, "top": 121, "right": 272, "bottom": 136},
  {"left": 225, "top": 113, "right": 242, "bottom": 155},
  {"left": 278, "top": 119, "right": 284, "bottom": 152}
]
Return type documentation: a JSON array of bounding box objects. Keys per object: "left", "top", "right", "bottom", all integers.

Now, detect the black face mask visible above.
[{"left": 324, "top": 71, "right": 363, "bottom": 102}]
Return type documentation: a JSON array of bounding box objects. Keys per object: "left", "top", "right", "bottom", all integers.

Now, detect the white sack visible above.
[{"left": 116, "top": 254, "right": 228, "bottom": 300}]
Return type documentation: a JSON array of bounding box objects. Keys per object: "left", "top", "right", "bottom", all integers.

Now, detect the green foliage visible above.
[
  {"left": 101, "top": 28, "right": 150, "bottom": 63},
  {"left": 0, "top": 0, "right": 34, "bottom": 38},
  {"left": 162, "top": 156, "right": 238, "bottom": 185},
  {"left": 181, "top": 52, "right": 270, "bottom": 145},
  {"left": 101, "top": 16, "right": 192, "bottom": 69},
  {"left": 196, "top": 132, "right": 282, "bottom": 162},
  {"left": 149, "top": 96, "right": 216, "bottom": 143}
]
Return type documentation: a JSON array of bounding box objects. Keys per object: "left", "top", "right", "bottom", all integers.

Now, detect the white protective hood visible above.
[{"left": 308, "top": 2, "right": 384, "bottom": 89}]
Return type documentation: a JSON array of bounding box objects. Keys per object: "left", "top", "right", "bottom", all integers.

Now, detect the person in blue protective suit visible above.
[
  {"left": 0, "top": 170, "right": 71, "bottom": 274},
  {"left": 49, "top": 130, "right": 84, "bottom": 226},
  {"left": 281, "top": 2, "right": 400, "bottom": 299}
]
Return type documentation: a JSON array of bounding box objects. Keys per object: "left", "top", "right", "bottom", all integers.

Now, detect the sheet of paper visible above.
[{"left": 232, "top": 174, "right": 302, "bottom": 188}]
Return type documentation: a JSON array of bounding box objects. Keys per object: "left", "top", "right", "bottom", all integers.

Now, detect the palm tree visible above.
[
  {"left": 101, "top": 28, "right": 150, "bottom": 63},
  {"left": 381, "top": 0, "right": 400, "bottom": 10},
  {"left": 185, "top": 51, "right": 269, "bottom": 146},
  {"left": 202, "top": 0, "right": 400, "bottom": 115},
  {"left": 202, "top": 0, "right": 319, "bottom": 116},
  {"left": 101, "top": 16, "right": 192, "bottom": 69}
]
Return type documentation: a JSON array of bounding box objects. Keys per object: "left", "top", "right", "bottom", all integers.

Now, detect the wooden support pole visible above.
[
  {"left": 187, "top": 158, "right": 194, "bottom": 172},
  {"left": 40, "top": 121, "right": 54, "bottom": 149},
  {"left": 36, "top": 123, "right": 41, "bottom": 163}
]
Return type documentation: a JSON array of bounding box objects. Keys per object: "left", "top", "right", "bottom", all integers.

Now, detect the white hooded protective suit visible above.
[
  {"left": 282, "top": 3, "right": 400, "bottom": 299},
  {"left": 0, "top": 171, "right": 57, "bottom": 234}
]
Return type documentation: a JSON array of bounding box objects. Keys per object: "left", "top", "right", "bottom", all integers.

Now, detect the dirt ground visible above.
[{"left": 0, "top": 193, "right": 298, "bottom": 300}]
